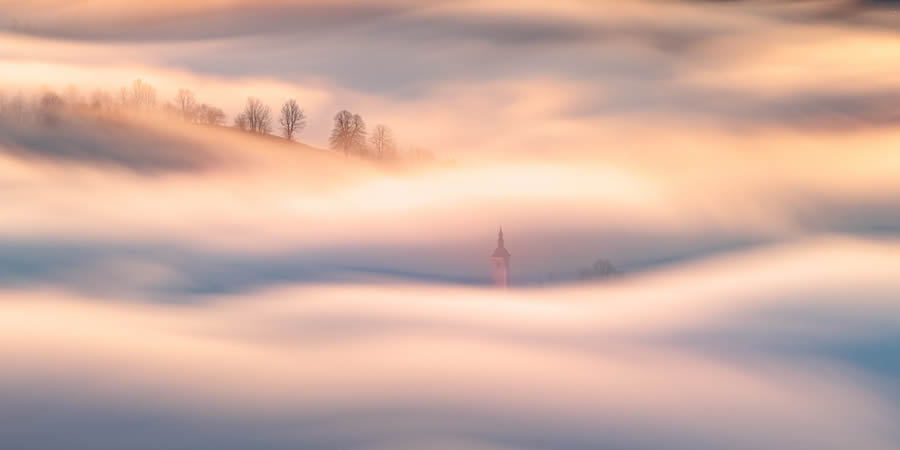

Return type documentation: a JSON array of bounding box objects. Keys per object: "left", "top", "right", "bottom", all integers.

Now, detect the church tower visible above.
[{"left": 491, "top": 227, "right": 511, "bottom": 288}]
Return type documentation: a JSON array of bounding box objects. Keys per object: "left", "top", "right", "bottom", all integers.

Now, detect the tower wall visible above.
[
  {"left": 492, "top": 256, "right": 509, "bottom": 288},
  {"left": 491, "top": 227, "right": 510, "bottom": 288}
]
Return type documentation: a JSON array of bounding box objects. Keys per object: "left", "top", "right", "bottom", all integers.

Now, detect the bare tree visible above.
[
  {"left": 578, "top": 259, "right": 619, "bottom": 281},
  {"left": 234, "top": 113, "right": 249, "bottom": 131},
  {"left": 117, "top": 79, "right": 155, "bottom": 108},
  {"left": 329, "top": 110, "right": 367, "bottom": 156},
  {"left": 38, "top": 91, "right": 65, "bottom": 124},
  {"left": 9, "top": 91, "right": 25, "bottom": 123},
  {"left": 197, "top": 104, "right": 226, "bottom": 126},
  {"left": 118, "top": 86, "right": 129, "bottom": 107},
  {"left": 279, "top": 99, "right": 306, "bottom": 141},
  {"left": 0, "top": 91, "right": 14, "bottom": 121},
  {"left": 351, "top": 114, "right": 367, "bottom": 156},
  {"left": 369, "top": 124, "right": 396, "bottom": 160},
  {"left": 241, "top": 97, "right": 272, "bottom": 134},
  {"left": 129, "top": 78, "right": 156, "bottom": 108},
  {"left": 174, "top": 88, "right": 197, "bottom": 121}
]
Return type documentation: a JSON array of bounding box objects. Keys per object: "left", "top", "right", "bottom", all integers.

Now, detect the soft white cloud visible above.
[
  {"left": 1, "top": 2, "right": 899, "bottom": 448},
  {"left": 1, "top": 238, "right": 898, "bottom": 450}
]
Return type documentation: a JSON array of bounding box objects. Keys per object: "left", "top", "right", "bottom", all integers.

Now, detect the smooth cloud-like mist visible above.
[
  {"left": 3, "top": 238, "right": 899, "bottom": 450},
  {"left": 1, "top": 1, "right": 899, "bottom": 449}
]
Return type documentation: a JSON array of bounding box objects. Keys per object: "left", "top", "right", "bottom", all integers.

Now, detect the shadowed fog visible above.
[
  {"left": 0, "top": 1, "right": 899, "bottom": 449},
  {"left": 2, "top": 238, "right": 899, "bottom": 449}
]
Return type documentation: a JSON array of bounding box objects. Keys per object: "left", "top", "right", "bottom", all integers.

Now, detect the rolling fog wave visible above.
[
  {"left": 1, "top": 237, "right": 898, "bottom": 450},
  {"left": 2, "top": 1, "right": 900, "bottom": 448}
]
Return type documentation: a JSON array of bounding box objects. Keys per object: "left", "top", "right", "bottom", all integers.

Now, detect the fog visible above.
[
  {"left": 1, "top": 110, "right": 897, "bottom": 286},
  {"left": 2, "top": 238, "right": 899, "bottom": 450},
  {"left": 1, "top": 0, "right": 899, "bottom": 449}
]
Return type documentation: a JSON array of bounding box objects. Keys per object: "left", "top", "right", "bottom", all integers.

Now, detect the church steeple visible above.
[{"left": 491, "top": 227, "right": 510, "bottom": 288}]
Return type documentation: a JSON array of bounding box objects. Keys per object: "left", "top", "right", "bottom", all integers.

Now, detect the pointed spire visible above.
[{"left": 491, "top": 226, "right": 510, "bottom": 288}]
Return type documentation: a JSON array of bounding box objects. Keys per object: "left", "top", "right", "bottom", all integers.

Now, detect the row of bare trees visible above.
[
  {"left": 231, "top": 97, "right": 307, "bottom": 141},
  {"left": 0, "top": 79, "right": 169, "bottom": 125},
  {"left": 2, "top": 79, "right": 428, "bottom": 162},
  {"left": 329, "top": 110, "right": 398, "bottom": 159},
  {"left": 158, "top": 84, "right": 394, "bottom": 157},
  {"left": 0, "top": 90, "right": 27, "bottom": 123},
  {"left": 168, "top": 88, "right": 226, "bottom": 126},
  {"left": 1, "top": 89, "right": 90, "bottom": 125},
  {"left": 230, "top": 99, "right": 398, "bottom": 159}
]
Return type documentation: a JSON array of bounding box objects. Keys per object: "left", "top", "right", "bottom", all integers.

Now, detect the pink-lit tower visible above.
[{"left": 491, "top": 227, "right": 511, "bottom": 288}]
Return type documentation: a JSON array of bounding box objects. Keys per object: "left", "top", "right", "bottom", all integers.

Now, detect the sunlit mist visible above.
[{"left": 1, "top": 1, "right": 898, "bottom": 449}]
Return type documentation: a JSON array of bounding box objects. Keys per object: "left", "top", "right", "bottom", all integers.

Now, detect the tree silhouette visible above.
[
  {"left": 329, "top": 110, "right": 366, "bottom": 156},
  {"left": 370, "top": 124, "right": 396, "bottom": 160},
  {"left": 234, "top": 113, "right": 249, "bottom": 131},
  {"left": 578, "top": 259, "right": 619, "bottom": 281},
  {"left": 9, "top": 91, "right": 25, "bottom": 123},
  {"left": 174, "top": 88, "right": 197, "bottom": 121},
  {"left": 11, "top": 92, "right": 24, "bottom": 122},
  {"left": 197, "top": 104, "right": 225, "bottom": 126},
  {"left": 279, "top": 99, "right": 306, "bottom": 141},
  {"left": 118, "top": 86, "right": 129, "bottom": 107},
  {"left": 240, "top": 97, "right": 272, "bottom": 134},
  {"left": 38, "top": 91, "right": 65, "bottom": 124},
  {"left": 129, "top": 79, "right": 156, "bottom": 108}
]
